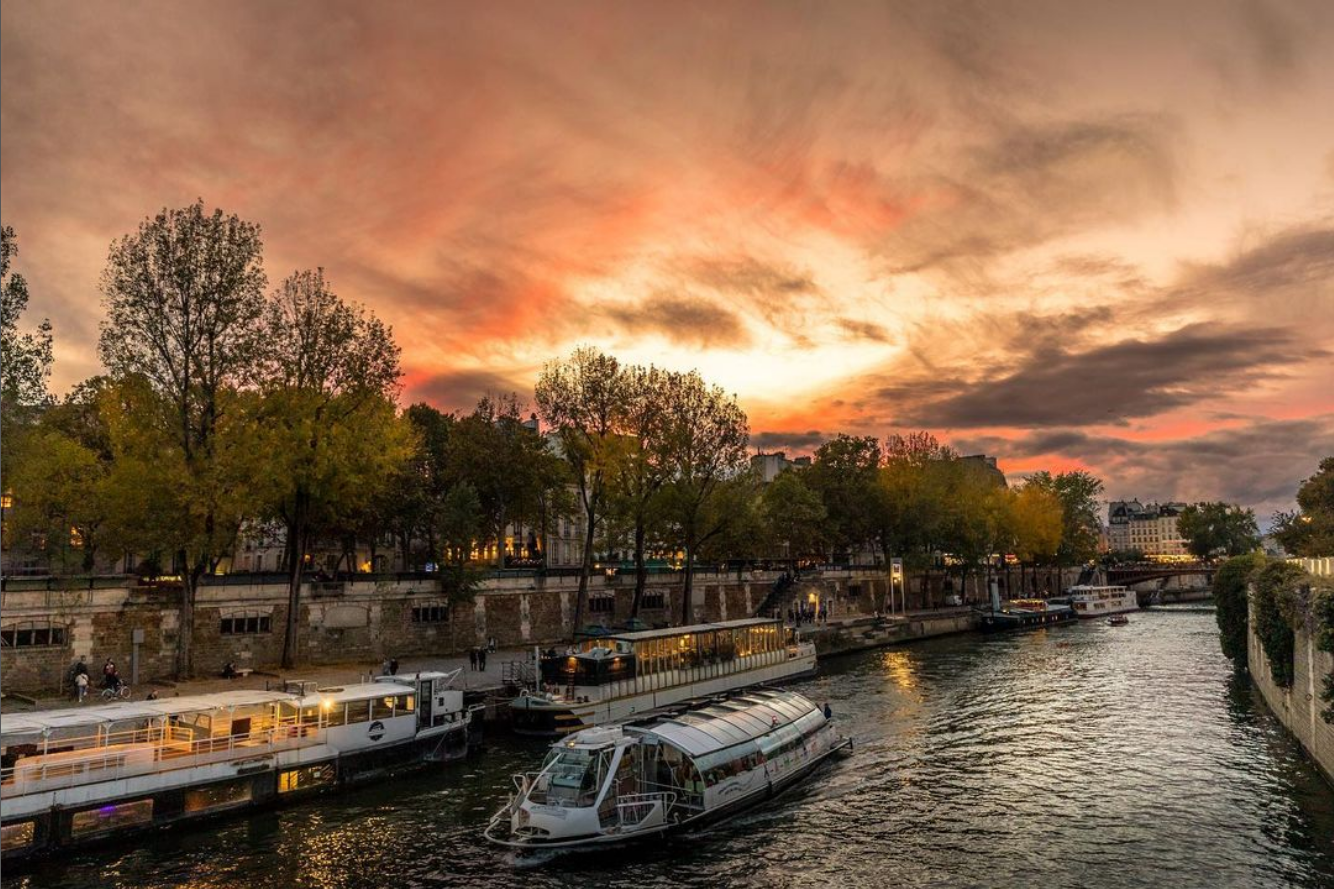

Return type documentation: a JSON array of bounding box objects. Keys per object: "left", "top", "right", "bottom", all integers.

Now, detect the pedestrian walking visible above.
[
  {"left": 389, "top": 657, "right": 399, "bottom": 676},
  {"left": 382, "top": 658, "right": 392, "bottom": 676},
  {"left": 75, "top": 671, "right": 89, "bottom": 703},
  {"left": 478, "top": 648, "right": 487, "bottom": 671},
  {"left": 468, "top": 648, "right": 478, "bottom": 670}
]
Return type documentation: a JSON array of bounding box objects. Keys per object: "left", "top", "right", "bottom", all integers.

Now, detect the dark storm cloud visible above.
[
  {"left": 891, "top": 324, "right": 1323, "bottom": 428},
  {"left": 407, "top": 367, "right": 533, "bottom": 413},
  {"left": 603, "top": 294, "right": 750, "bottom": 348},
  {"left": 751, "top": 429, "right": 826, "bottom": 452},
  {"left": 1174, "top": 222, "right": 1334, "bottom": 317},
  {"left": 952, "top": 414, "right": 1334, "bottom": 516}
]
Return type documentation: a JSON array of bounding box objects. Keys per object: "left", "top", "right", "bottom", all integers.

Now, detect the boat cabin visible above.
[{"left": 537, "top": 618, "right": 794, "bottom": 697}]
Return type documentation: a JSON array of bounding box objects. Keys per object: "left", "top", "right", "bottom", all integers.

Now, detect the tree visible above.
[
  {"left": 4, "top": 428, "right": 108, "bottom": 573},
  {"left": 250, "top": 268, "right": 404, "bottom": 669},
  {"left": 0, "top": 225, "right": 54, "bottom": 412},
  {"left": 97, "top": 202, "right": 267, "bottom": 677},
  {"left": 1010, "top": 483, "right": 1064, "bottom": 565},
  {"left": 1272, "top": 457, "right": 1334, "bottom": 557},
  {"left": 656, "top": 371, "right": 750, "bottom": 624},
  {"left": 1023, "top": 470, "right": 1104, "bottom": 564},
  {"left": 805, "top": 435, "right": 881, "bottom": 562},
  {"left": 535, "top": 347, "right": 626, "bottom": 633},
  {"left": 940, "top": 465, "right": 1013, "bottom": 598},
  {"left": 1177, "top": 502, "right": 1260, "bottom": 559},
  {"left": 1212, "top": 552, "right": 1264, "bottom": 668},
  {"left": 606, "top": 365, "right": 672, "bottom": 615},
  {"left": 760, "top": 467, "right": 827, "bottom": 562},
  {"left": 435, "top": 482, "right": 485, "bottom": 606},
  {"left": 385, "top": 403, "right": 457, "bottom": 569},
  {"left": 876, "top": 432, "right": 960, "bottom": 610},
  {"left": 449, "top": 394, "right": 551, "bottom": 569}
]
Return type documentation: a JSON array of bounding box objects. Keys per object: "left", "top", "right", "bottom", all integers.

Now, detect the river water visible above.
[{"left": 11, "top": 610, "right": 1334, "bottom": 889}]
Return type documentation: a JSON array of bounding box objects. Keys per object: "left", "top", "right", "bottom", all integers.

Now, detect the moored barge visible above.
[
  {"left": 0, "top": 670, "right": 474, "bottom": 862},
  {"left": 508, "top": 617, "right": 817, "bottom": 736}
]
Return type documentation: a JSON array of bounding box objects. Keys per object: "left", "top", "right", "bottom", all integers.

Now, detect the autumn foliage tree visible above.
[
  {"left": 251, "top": 267, "right": 405, "bottom": 669},
  {"left": 97, "top": 202, "right": 267, "bottom": 677}
]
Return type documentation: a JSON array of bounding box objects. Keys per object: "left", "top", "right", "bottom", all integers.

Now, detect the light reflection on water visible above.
[{"left": 11, "top": 612, "right": 1334, "bottom": 889}]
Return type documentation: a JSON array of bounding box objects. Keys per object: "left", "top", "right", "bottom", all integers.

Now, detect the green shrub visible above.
[
  {"left": 1314, "top": 586, "right": 1334, "bottom": 724},
  {"left": 1213, "top": 553, "right": 1263, "bottom": 668},
  {"left": 1251, "top": 561, "right": 1306, "bottom": 688}
]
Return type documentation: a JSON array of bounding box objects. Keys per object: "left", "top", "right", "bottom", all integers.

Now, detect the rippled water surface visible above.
[{"left": 13, "top": 611, "right": 1334, "bottom": 889}]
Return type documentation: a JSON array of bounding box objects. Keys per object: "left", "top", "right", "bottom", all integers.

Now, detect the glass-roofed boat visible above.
[
  {"left": 487, "top": 688, "right": 851, "bottom": 852},
  {"left": 509, "top": 617, "right": 817, "bottom": 736}
]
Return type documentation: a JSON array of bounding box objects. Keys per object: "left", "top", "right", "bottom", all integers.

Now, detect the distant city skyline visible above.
[{"left": 2, "top": 1, "right": 1331, "bottom": 517}]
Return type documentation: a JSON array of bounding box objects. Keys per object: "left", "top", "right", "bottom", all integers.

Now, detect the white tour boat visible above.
[
  {"left": 0, "top": 670, "right": 474, "bottom": 861},
  {"left": 1064, "top": 584, "right": 1140, "bottom": 618},
  {"left": 508, "top": 617, "right": 817, "bottom": 736},
  {"left": 486, "top": 688, "right": 850, "bottom": 852}
]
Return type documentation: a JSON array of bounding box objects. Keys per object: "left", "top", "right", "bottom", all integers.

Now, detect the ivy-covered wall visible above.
[{"left": 1246, "top": 562, "right": 1334, "bottom": 787}]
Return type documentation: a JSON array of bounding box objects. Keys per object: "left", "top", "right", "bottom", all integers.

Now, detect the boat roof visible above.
[
  {"left": 631, "top": 689, "right": 820, "bottom": 757},
  {"left": 297, "top": 682, "right": 414, "bottom": 707},
  {"left": 373, "top": 669, "right": 460, "bottom": 687},
  {"left": 610, "top": 617, "right": 782, "bottom": 643},
  {"left": 0, "top": 690, "right": 300, "bottom": 738}
]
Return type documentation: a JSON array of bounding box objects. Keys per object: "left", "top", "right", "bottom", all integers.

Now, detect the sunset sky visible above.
[{"left": 2, "top": 1, "right": 1332, "bottom": 518}]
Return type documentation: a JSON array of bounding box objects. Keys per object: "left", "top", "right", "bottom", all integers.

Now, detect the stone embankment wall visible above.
[
  {"left": 0, "top": 568, "right": 883, "bottom": 692},
  {"left": 806, "top": 611, "right": 978, "bottom": 659},
  {"left": 1247, "top": 557, "right": 1334, "bottom": 786}
]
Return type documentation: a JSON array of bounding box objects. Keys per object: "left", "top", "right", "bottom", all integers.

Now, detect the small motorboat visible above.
[{"left": 1107, "top": 615, "right": 1130, "bottom": 626}]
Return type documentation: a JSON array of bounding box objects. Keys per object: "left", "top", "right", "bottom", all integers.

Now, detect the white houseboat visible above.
[
  {"left": 508, "top": 618, "right": 817, "bottom": 736},
  {"left": 1064, "top": 584, "right": 1140, "bottom": 618},
  {"left": 0, "top": 670, "right": 473, "bottom": 862},
  {"left": 487, "top": 689, "right": 850, "bottom": 852}
]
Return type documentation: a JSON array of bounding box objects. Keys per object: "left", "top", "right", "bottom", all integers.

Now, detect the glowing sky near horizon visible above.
[{"left": 2, "top": 0, "right": 1332, "bottom": 517}]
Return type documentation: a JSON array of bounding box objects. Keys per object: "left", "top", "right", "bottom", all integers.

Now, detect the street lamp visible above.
[{"left": 890, "top": 558, "right": 904, "bottom": 616}]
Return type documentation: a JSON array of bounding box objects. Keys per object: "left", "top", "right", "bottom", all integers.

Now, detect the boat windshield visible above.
[{"left": 530, "top": 746, "right": 606, "bottom": 806}]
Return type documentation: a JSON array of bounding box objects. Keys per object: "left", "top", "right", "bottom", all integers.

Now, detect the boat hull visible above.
[{"left": 977, "top": 609, "right": 1078, "bottom": 634}]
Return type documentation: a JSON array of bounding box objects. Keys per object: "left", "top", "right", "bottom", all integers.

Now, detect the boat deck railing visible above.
[
  {"left": 551, "top": 647, "right": 806, "bottom": 703},
  {"left": 1, "top": 718, "right": 321, "bottom": 797},
  {"left": 616, "top": 790, "right": 676, "bottom": 827}
]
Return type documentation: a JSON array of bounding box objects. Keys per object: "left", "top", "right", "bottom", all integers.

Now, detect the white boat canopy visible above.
[
  {"left": 631, "top": 689, "right": 821, "bottom": 758},
  {"left": 0, "top": 689, "right": 301, "bottom": 741}
]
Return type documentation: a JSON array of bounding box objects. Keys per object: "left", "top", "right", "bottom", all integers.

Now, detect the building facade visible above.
[{"left": 1107, "top": 500, "right": 1192, "bottom": 556}]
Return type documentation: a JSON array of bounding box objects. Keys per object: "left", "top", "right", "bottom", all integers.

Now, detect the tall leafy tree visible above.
[
  {"left": 608, "top": 365, "right": 672, "bottom": 615},
  {"left": 1177, "top": 502, "right": 1261, "bottom": 559},
  {"left": 940, "top": 464, "right": 1014, "bottom": 596},
  {"left": 535, "top": 347, "right": 626, "bottom": 632},
  {"left": 657, "top": 371, "right": 749, "bottom": 624},
  {"left": 1023, "top": 470, "right": 1104, "bottom": 564},
  {"left": 251, "top": 267, "right": 404, "bottom": 668},
  {"left": 1010, "top": 484, "right": 1064, "bottom": 565},
  {"left": 760, "top": 466, "right": 827, "bottom": 562},
  {"left": 449, "top": 394, "right": 551, "bottom": 569},
  {"left": 1272, "top": 457, "right": 1334, "bottom": 557},
  {"left": 0, "top": 225, "right": 54, "bottom": 413},
  {"left": 97, "top": 202, "right": 267, "bottom": 677},
  {"left": 805, "top": 435, "right": 881, "bottom": 562},
  {"left": 3, "top": 379, "right": 120, "bottom": 573}
]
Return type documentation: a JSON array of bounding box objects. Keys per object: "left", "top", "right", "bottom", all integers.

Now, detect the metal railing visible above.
[{"left": 1, "top": 718, "right": 321, "bottom": 796}]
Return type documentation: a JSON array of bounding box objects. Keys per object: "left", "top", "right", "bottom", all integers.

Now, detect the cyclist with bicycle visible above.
[{"left": 102, "top": 658, "right": 122, "bottom": 694}]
